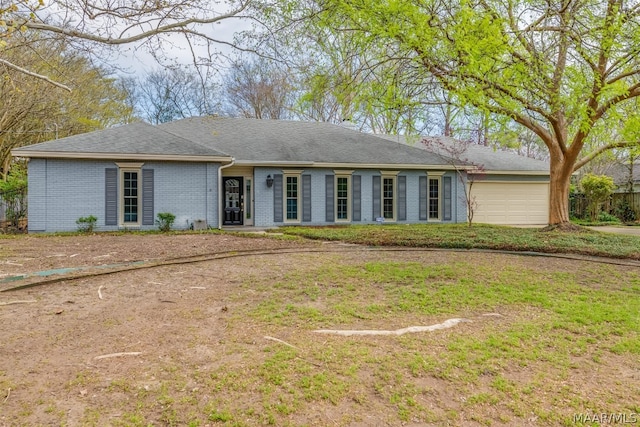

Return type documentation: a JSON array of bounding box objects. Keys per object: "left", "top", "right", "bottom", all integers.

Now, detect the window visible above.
[
  {"left": 284, "top": 173, "right": 300, "bottom": 222},
  {"left": 245, "top": 179, "right": 252, "bottom": 220},
  {"left": 428, "top": 176, "right": 442, "bottom": 220},
  {"left": 334, "top": 171, "right": 353, "bottom": 222},
  {"left": 123, "top": 171, "right": 139, "bottom": 223},
  {"left": 383, "top": 177, "right": 395, "bottom": 219},
  {"left": 380, "top": 171, "right": 399, "bottom": 221},
  {"left": 117, "top": 163, "right": 144, "bottom": 226}
]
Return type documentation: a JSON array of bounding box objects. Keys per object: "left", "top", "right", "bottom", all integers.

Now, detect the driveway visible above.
[{"left": 588, "top": 225, "right": 640, "bottom": 236}]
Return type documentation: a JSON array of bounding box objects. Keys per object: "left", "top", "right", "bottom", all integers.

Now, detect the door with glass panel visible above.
[{"left": 223, "top": 177, "right": 243, "bottom": 225}]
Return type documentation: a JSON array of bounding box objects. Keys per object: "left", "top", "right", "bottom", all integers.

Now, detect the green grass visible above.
[{"left": 278, "top": 223, "right": 640, "bottom": 259}]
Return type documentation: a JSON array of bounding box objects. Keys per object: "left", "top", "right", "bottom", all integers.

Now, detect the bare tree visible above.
[
  {"left": 1, "top": 0, "right": 264, "bottom": 88},
  {"left": 223, "top": 58, "right": 293, "bottom": 119},
  {"left": 125, "top": 67, "right": 221, "bottom": 124},
  {"left": 423, "top": 137, "right": 485, "bottom": 226}
]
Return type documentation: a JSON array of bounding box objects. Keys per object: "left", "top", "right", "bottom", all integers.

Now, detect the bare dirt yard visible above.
[{"left": 0, "top": 232, "right": 639, "bottom": 426}]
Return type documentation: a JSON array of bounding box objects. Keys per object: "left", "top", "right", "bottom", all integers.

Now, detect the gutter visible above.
[{"left": 217, "top": 158, "right": 236, "bottom": 230}]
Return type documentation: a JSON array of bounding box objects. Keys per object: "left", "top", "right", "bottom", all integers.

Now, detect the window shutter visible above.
[
  {"left": 352, "top": 175, "right": 361, "bottom": 221},
  {"left": 142, "top": 169, "right": 154, "bottom": 225},
  {"left": 419, "top": 176, "right": 427, "bottom": 220},
  {"left": 273, "top": 174, "right": 283, "bottom": 222},
  {"left": 105, "top": 168, "right": 117, "bottom": 226},
  {"left": 398, "top": 176, "right": 407, "bottom": 221},
  {"left": 302, "top": 175, "right": 312, "bottom": 222},
  {"left": 372, "top": 175, "right": 381, "bottom": 219},
  {"left": 325, "top": 174, "right": 335, "bottom": 222},
  {"left": 444, "top": 176, "right": 452, "bottom": 221}
]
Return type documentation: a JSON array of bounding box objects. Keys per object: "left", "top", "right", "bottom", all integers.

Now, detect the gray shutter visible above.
[
  {"left": 372, "top": 175, "right": 381, "bottom": 219},
  {"left": 302, "top": 175, "right": 312, "bottom": 222},
  {"left": 444, "top": 176, "right": 452, "bottom": 221},
  {"left": 352, "top": 175, "right": 361, "bottom": 221},
  {"left": 325, "top": 174, "right": 335, "bottom": 222},
  {"left": 142, "top": 169, "right": 154, "bottom": 225},
  {"left": 273, "top": 174, "right": 283, "bottom": 222},
  {"left": 105, "top": 168, "right": 117, "bottom": 226},
  {"left": 398, "top": 176, "right": 406, "bottom": 221},
  {"left": 419, "top": 176, "right": 427, "bottom": 220}
]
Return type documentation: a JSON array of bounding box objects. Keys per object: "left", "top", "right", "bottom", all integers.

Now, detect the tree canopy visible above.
[
  {"left": 305, "top": 0, "right": 640, "bottom": 225},
  {"left": 0, "top": 35, "right": 133, "bottom": 177}
]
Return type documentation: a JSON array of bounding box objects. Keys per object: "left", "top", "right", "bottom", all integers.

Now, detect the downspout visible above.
[{"left": 217, "top": 158, "right": 235, "bottom": 230}]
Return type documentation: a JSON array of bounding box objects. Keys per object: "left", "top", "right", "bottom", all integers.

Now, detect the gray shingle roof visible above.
[
  {"left": 12, "top": 117, "right": 549, "bottom": 174},
  {"left": 381, "top": 135, "right": 549, "bottom": 172},
  {"left": 14, "top": 122, "right": 228, "bottom": 158},
  {"left": 158, "top": 117, "right": 452, "bottom": 165}
]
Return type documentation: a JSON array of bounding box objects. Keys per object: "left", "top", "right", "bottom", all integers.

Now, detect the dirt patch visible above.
[{"left": 0, "top": 233, "right": 639, "bottom": 426}]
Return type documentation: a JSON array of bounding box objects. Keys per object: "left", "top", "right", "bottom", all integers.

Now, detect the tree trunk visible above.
[{"left": 548, "top": 153, "right": 574, "bottom": 225}]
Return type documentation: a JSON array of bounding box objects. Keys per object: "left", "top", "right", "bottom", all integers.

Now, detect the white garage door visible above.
[{"left": 471, "top": 182, "right": 549, "bottom": 225}]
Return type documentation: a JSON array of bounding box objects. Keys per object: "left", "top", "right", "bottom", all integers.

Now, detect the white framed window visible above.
[
  {"left": 116, "top": 162, "right": 143, "bottom": 227},
  {"left": 428, "top": 174, "right": 443, "bottom": 221},
  {"left": 381, "top": 171, "right": 399, "bottom": 221},
  {"left": 335, "top": 171, "right": 353, "bottom": 222},
  {"left": 284, "top": 171, "right": 302, "bottom": 223}
]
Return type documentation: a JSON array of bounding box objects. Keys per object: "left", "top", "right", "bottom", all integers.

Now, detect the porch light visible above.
[{"left": 266, "top": 175, "right": 274, "bottom": 188}]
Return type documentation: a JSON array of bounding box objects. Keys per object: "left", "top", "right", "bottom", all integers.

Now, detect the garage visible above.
[{"left": 471, "top": 181, "right": 549, "bottom": 225}]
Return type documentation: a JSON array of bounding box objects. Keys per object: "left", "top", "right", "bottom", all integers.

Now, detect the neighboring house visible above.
[
  {"left": 12, "top": 117, "right": 549, "bottom": 233},
  {"left": 607, "top": 161, "right": 640, "bottom": 193}
]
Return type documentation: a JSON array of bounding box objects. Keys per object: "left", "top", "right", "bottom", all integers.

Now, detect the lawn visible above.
[
  {"left": 278, "top": 223, "right": 640, "bottom": 260},
  {"left": 0, "top": 229, "right": 639, "bottom": 426}
]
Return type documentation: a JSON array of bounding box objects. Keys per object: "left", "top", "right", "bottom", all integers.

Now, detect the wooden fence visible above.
[{"left": 570, "top": 192, "right": 640, "bottom": 221}]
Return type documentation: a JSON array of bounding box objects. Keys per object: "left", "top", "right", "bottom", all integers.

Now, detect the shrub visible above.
[
  {"left": 597, "top": 211, "right": 620, "bottom": 223},
  {"left": 614, "top": 198, "right": 637, "bottom": 223},
  {"left": 76, "top": 215, "right": 97, "bottom": 232},
  {"left": 580, "top": 174, "right": 616, "bottom": 221},
  {"left": 156, "top": 212, "right": 176, "bottom": 232},
  {"left": 0, "top": 163, "right": 28, "bottom": 230}
]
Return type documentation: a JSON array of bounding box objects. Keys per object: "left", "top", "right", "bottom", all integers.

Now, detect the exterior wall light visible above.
[{"left": 266, "top": 175, "right": 274, "bottom": 188}]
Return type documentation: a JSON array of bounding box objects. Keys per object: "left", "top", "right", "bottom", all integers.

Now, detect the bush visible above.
[
  {"left": 76, "top": 215, "right": 97, "bottom": 232},
  {"left": 597, "top": 211, "right": 620, "bottom": 223},
  {"left": 0, "top": 163, "right": 28, "bottom": 230},
  {"left": 156, "top": 212, "right": 176, "bottom": 232},
  {"left": 614, "top": 199, "right": 637, "bottom": 223},
  {"left": 580, "top": 174, "right": 616, "bottom": 221}
]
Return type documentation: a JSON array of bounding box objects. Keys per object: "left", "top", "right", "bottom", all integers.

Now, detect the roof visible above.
[
  {"left": 12, "top": 122, "right": 230, "bottom": 161},
  {"left": 608, "top": 162, "right": 640, "bottom": 186},
  {"left": 381, "top": 135, "right": 549, "bottom": 174},
  {"left": 12, "top": 117, "right": 549, "bottom": 174},
  {"left": 158, "top": 117, "right": 452, "bottom": 167}
]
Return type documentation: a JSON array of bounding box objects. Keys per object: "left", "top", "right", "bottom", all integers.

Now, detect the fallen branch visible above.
[
  {"left": 94, "top": 352, "right": 142, "bottom": 360},
  {"left": 0, "top": 300, "right": 37, "bottom": 306},
  {"left": 98, "top": 286, "right": 104, "bottom": 300},
  {"left": 3, "top": 388, "right": 10, "bottom": 404},
  {"left": 313, "top": 318, "right": 471, "bottom": 337}
]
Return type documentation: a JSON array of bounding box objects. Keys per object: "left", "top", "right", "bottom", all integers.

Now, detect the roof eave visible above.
[
  {"left": 478, "top": 170, "right": 550, "bottom": 175},
  {"left": 11, "top": 150, "right": 232, "bottom": 163},
  {"left": 234, "top": 160, "right": 463, "bottom": 170}
]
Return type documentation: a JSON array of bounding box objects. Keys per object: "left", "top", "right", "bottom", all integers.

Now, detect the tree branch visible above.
[
  {"left": 13, "top": 1, "right": 251, "bottom": 46},
  {"left": 0, "top": 58, "right": 72, "bottom": 92},
  {"left": 574, "top": 140, "right": 637, "bottom": 171}
]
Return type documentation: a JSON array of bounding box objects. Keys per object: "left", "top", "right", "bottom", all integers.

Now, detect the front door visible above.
[{"left": 223, "top": 177, "right": 244, "bottom": 225}]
